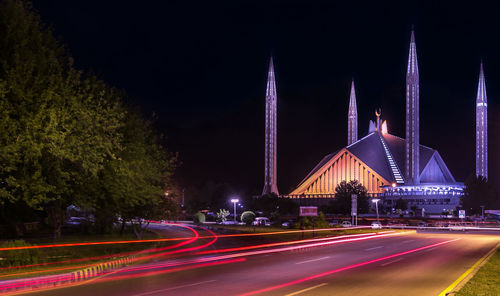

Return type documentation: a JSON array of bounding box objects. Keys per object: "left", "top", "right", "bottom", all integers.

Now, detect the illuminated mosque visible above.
[{"left": 261, "top": 30, "right": 488, "bottom": 214}]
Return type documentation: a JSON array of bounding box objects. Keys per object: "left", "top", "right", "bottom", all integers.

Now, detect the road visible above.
[{"left": 27, "top": 229, "right": 500, "bottom": 296}]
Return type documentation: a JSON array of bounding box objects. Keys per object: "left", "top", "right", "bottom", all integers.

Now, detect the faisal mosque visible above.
[{"left": 261, "top": 30, "right": 488, "bottom": 214}]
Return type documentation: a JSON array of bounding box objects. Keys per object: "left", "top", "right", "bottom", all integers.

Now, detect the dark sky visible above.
[{"left": 32, "top": 0, "right": 500, "bottom": 195}]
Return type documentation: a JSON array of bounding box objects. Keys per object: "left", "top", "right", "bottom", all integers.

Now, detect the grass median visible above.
[{"left": 455, "top": 248, "right": 500, "bottom": 296}]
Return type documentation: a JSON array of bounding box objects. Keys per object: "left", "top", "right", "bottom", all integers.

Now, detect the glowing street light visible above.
[
  {"left": 372, "top": 198, "right": 380, "bottom": 222},
  {"left": 231, "top": 198, "right": 239, "bottom": 223}
]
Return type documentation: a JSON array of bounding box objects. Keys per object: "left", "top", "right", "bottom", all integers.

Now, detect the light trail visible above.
[
  {"left": 0, "top": 225, "right": 218, "bottom": 292},
  {"left": 0, "top": 224, "right": 201, "bottom": 280},
  {"left": 195, "top": 231, "right": 408, "bottom": 260},
  {"left": 0, "top": 229, "right": 407, "bottom": 294},
  {"left": 5, "top": 258, "right": 246, "bottom": 294},
  {"left": 238, "top": 238, "right": 461, "bottom": 296},
  {"left": 196, "top": 232, "right": 391, "bottom": 255},
  {"left": 0, "top": 224, "right": 370, "bottom": 251},
  {"left": 0, "top": 223, "right": 200, "bottom": 273}
]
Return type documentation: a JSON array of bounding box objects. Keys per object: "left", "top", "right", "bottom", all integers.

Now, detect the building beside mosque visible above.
[{"left": 261, "top": 30, "right": 488, "bottom": 214}]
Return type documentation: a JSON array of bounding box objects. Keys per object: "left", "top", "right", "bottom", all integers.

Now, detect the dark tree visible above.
[
  {"left": 461, "top": 175, "right": 499, "bottom": 215},
  {"left": 334, "top": 180, "right": 369, "bottom": 215},
  {"left": 394, "top": 198, "right": 408, "bottom": 211}
]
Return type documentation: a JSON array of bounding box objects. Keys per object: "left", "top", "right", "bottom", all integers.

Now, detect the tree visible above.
[
  {"left": 0, "top": 1, "right": 178, "bottom": 239},
  {"left": 0, "top": 0, "right": 126, "bottom": 239},
  {"left": 334, "top": 180, "right": 369, "bottom": 215},
  {"left": 461, "top": 175, "right": 499, "bottom": 215},
  {"left": 394, "top": 198, "right": 408, "bottom": 211}
]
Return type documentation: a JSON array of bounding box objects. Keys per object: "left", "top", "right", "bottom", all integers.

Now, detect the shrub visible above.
[
  {"left": 241, "top": 211, "right": 256, "bottom": 225},
  {"left": 193, "top": 212, "right": 206, "bottom": 224},
  {"left": 0, "top": 240, "right": 39, "bottom": 267}
]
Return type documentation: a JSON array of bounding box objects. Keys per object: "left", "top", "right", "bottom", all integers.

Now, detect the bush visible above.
[
  {"left": 241, "top": 211, "right": 256, "bottom": 225},
  {"left": 193, "top": 212, "right": 206, "bottom": 224},
  {"left": 0, "top": 240, "right": 39, "bottom": 267},
  {"left": 293, "top": 212, "right": 329, "bottom": 229}
]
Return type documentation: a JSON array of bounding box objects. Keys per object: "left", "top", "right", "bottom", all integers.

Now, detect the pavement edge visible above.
[{"left": 439, "top": 241, "right": 500, "bottom": 296}]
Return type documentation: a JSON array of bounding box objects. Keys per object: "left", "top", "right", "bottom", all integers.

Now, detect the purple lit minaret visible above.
[
  {"left": 476, "top": 62, "right": 488, "bottom": 179},
  {"left": 405, "top": 29, "right": 420, "bottom": 184},
  {"left": 347, "top": 80, "right": 358, "bottom": 145},
  {"left": 262, "top": 57, "right": 279, "bottom": 195}
]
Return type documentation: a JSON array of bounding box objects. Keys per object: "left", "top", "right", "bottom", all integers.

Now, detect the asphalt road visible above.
[{"left": 28, "top": 229, "right": 500, "bottom": 296}]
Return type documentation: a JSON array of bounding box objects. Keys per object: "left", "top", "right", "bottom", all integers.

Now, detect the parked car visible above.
[
  {"left": 371, "top": 221, "right": 383, "bottom": 229},
  {"left": 281, "top": 220, "right": 295, "bottom": 228},
  {"left": 341, "top": 221, "right": 352, "bottom": 227},
  {"left": 253, "top": 217, "right": 271, "bottom": 226}
]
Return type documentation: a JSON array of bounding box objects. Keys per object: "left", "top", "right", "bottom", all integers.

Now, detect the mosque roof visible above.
[{"left": 297, "top": 131, "right": 456, "bottom": 189}]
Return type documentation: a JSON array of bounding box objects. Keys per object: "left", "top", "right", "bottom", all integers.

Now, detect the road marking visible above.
[
  {"left": 423, "top": 247, "right": 436, "bottom": 253},
  {"left": 438, "top": 242, "right": 500, "bottom": 296},
  {"left": 401, "top": 239, "right": 415, "bottom": 243},
  {"left": 365, "top": 246, "right": 384, "bottom": 251},
  {"left": 133, "top": 280, "right": 216, "bottom": 296},
  {"left": 295, "top": 256, "right": 330, "bottom": 265},
  {"left": 284, "top": 283, "right": 328, "bottom": 296},
  {"left": 380, "top": 258, "right": 403, "bottom": 266}
]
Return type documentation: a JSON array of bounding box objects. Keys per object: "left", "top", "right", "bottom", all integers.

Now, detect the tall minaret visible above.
[
  {"left": 405, "top": 29, "right": 420, "bottom": 184},
  {"left": 476, "top": 62, "right": 488, "bottom": 179},
  {"left": 347, "top": 80, "right": 358, "bottom": 145},
  {"left": 262, "top": 57, "right": 279, "bottom": 195}
]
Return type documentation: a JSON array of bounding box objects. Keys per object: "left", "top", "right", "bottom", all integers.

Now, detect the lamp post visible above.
[
  {"left": 231, "top": 198, "right": 239, "bottom": 223},
  {"left": 480, "top": 205, "right": 485, "bottom": 221},
  {"left": 372, "top": 198, "right": 380, "bottom": 222}
]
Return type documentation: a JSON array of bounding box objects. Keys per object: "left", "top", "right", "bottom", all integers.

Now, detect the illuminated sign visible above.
[{"left": 300, "top": 206, "right": 318, "bottom": 217}]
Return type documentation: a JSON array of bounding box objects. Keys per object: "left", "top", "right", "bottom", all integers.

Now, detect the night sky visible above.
[{"left": 32, "top": 1, "right": 500, "bottom": 195}]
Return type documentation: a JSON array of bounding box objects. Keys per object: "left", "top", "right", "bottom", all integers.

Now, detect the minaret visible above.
[
  {"left": 262, "top": 57, "right": 279, "bottom": 195},
  {"left": 476, "top": 62, "right": 488, "bottom": 179},
  {"left": 347, "top": 80, "right": 358, "bottom": 145},
  {"left": 405, "top": 29, "right": 420, "bottom": 184}
]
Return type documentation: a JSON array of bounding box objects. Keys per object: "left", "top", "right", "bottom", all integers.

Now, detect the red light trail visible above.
[
  {"left": 238, "top": 238, "right": 461, "bottom": 296},
  {"left": 0, "top": 224, "right": 370, "bottom": 251}
]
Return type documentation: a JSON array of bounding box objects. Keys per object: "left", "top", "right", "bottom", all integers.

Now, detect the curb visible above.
[
  {"left": 0, "top": 257, "right": 133, "bottom": 294},
  {"left": 440, "top": 242, "right": 500, "bottom": 296}
]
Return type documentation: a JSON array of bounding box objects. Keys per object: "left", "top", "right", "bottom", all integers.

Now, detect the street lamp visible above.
[
  {"left": 480, "top": 205, "right": 485, "bottom": 221},
  {"left": 372, "top": 198, "right": 380, "bottom": 222},
  {"left": 231, "top": 198, "right": 239, "bottom": 223}
]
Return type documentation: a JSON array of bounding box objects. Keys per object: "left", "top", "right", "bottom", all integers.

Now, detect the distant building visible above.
[{"left": 283, "top": 30, "right": 470, "bottom": 213}]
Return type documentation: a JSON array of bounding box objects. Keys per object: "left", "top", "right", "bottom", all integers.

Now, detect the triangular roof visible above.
[{"left": 294, "top": 131, "right": 457, "bottom": 191}]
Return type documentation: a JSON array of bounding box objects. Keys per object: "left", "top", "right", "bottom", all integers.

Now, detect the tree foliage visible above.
[
  {"left": 394, "top": 198, "right": 408, "bottom": 211},
  {"left": 0, "top": 1, "right": 178, "bottom": 239},
  {"left": 461, "top": 175, "right": 499, "bottom": 215},
  {"left": 333, "top": 180, "right": 369, "bottom": 215}
]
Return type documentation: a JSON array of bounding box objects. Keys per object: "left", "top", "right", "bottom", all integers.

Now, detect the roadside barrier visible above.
[{"left": 0, "top": 256, "right": 133, "bottom": 294}]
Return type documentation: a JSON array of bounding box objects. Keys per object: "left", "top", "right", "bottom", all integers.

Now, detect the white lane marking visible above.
[
  {"left": 365, "top": 246, "right": 384, "bottom": 251},
  {"left": 295, "top": 256, "right": 330, "bottom": 265},
  {"left": 285, "top": 283, "right": 328, "bottom": 296},
  {"left": 380, "top": 258, "right": 403, "bottom": 266},
  {"left": 133, "top": 280, "right": 216, "bottom": 296},
  {"left": 402, "top": 240, "right": 415, "bottom": 243}
]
